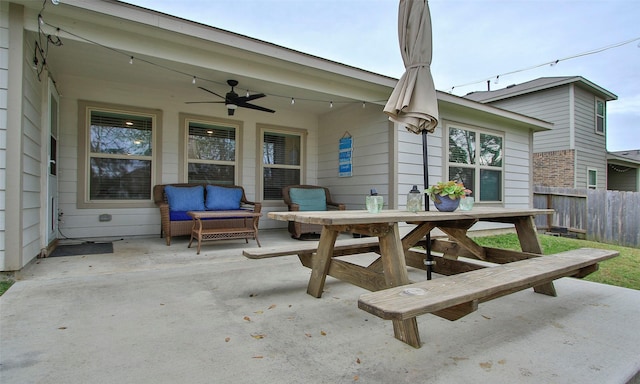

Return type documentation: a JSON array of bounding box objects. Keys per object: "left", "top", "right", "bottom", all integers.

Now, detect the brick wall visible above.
[{"left": 533, "top": 149, "right": 575, "bottom": 187}]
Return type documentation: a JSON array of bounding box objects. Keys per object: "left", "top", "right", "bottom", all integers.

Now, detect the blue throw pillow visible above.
[
  {"left": 164, "top": 185, "right": 205, "bottom": 212},
  {"left": 206, "top": 185, "right": 243, "bottom": 211},
  {"left": 289, "top": 188, "right": 327, "bottom": 211}
]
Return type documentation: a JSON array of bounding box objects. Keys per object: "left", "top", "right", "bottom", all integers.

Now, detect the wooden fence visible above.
[{"left": 533, "top": 186, "right": 640, "bottom": 248}]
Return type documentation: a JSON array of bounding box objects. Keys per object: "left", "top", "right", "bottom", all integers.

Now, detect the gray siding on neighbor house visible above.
[
  {"left": 573, "top": 86, "right": 607, "bottom": 189},
  {"left": 608, "top": 165, "right": 639, "bottom": 191},
  {"left": 0, "top": 1, "right": 8, "bottom": 267},
  {"left": 489, "top": 86, "right": 570, "bottom": 153}
]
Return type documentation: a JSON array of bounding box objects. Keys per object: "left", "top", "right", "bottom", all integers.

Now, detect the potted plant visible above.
[{"left": 424, "top": 181, "right": 471, "bottom": 212}]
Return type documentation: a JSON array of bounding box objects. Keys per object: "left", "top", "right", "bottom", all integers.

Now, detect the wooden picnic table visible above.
[{"left": 268, "top": 207, "right": 557, "bottom": 347}]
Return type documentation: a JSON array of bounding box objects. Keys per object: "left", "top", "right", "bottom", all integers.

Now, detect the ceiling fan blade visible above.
[
  {"left": 239, "top": 102, "right": 275, "bottom": 113},
  {"left": 237, "top": 93, "right": 267, "bottom": 103},
  {"left": 185, "top": 101, "right": 225, "bottom": 104},
  {"left": 198, "top": 86, "right": 226, "bottom": 100}
]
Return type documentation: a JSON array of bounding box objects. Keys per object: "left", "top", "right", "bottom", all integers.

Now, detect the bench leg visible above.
[
  {"left": 514, "top": 216, "right": 557, "bottom": 297},
  {"left": 379, "top": 224, "right": 421, "bottom": 348}
]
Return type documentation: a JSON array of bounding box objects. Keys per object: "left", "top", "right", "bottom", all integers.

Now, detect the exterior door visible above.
[{"left": 46, "top": 79, "right": 59, "bottom": 245}]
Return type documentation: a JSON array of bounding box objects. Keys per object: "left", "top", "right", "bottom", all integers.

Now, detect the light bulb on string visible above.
[
  {"left": 329, "top": 101, "right": 333, "bottom": 108},
  {"left": 129, "top": 56, "right": 134, "bottom": 64},
  {"left": 192, "top": 76, "right": 196, "bottom": 84},
  {"left": 291, "top": 98, "right": 295, "bottom": 105},
  {"left": 494, "top": 75, "right": 499, "bottom": 85},
  {"left": 550, "top": 59, "right": 559, "bottom": 67},
  {"left": 246, "top": 90, "right": 250, "bottom": 97},
  {"left": 362, "top": 101, "right": 366, "bottom": 108},
  {"left": 38, "top": 14, "right": 44, "bottom": 26}
]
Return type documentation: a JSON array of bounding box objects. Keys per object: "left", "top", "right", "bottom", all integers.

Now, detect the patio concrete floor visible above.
[{"left": 1, "top": 229, "right": 640, "bottom": 384}]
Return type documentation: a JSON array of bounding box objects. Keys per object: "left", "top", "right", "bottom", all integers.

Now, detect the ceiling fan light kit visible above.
[{"left": 186, "top": 79, "right": 275, "bottom": 116}]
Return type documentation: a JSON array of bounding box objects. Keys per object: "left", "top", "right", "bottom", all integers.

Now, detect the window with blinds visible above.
[
  {"left": 262, "top": 130, "right": 302, "bottom": 200},
  {"left": 187, "top": 121, "right": 237, "bottom": 184},
  {"left": 448, "top": 125, "right": 503, "bottom": 202},
  {"left": 88, "top": 110, "right": 153, "bottom": 200}
]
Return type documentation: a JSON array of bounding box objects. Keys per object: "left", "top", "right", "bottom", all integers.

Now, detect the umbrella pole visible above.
[{"left": 422, "top": 130, "right": 433, "bottom": 280}]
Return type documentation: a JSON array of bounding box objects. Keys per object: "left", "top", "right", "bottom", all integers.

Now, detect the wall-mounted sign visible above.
[{"left": 339, "top": 133, "right": 353, "bottom": 177}]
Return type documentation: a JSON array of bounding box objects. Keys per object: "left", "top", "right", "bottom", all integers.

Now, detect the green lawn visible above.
[
  {"left": 473, "top": 233, "right": 640, "bottom": 290},
  {"left": 0, "top": 280, "right": 13, "bottom": 296}
]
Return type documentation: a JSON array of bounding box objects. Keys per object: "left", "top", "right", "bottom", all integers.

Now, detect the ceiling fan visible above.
[{"left": 186, "top": 79, "right": 275, "bottom": 116}]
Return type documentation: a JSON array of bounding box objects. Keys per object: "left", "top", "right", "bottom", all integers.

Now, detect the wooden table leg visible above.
[
  {"left": 514, "top": 216, "right": 557, "bottom": 296},
  {"left": 378, "top": 224, "right": 421, "bottom": 348},
  {"left": 306, "top": 227, "right": 339, "bottom": 298}
]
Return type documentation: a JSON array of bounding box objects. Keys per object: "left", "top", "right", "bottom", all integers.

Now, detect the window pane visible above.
[
  {"left": 188, "top": 163, "right": 235, "bottom": 185},
  {"left": 449, "top": 127, "right": 476, "bottom": 164},
  {"left": 90, "top": 112, "right": 152, "bottom": 156},
  {"left": 479, "top": 169, "right": 501, "bottom": 201},
  {"left": 479, "top": 133, "right": 503, "bottom": 166},
  {"left": 264, "top": 167, "right": 300, "bottom": 199},
  {"left": 588, "top": 169, "right": 597, "bottom": 187},
  {"left": 89, "top": 158, "right": 151, "bottom": 199},
  {"left": 264, "top": 133, "right": 300, "bottom": 166},
  {"left": 449, "top": 167, "right": 475, "bottom": 198},
  {"left": 188, "top": 123, "right": 235, "bottom": 161}
]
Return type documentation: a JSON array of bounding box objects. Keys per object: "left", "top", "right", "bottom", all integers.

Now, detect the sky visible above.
[{"left": 124, "top": 0, "right": 639, "bottom": 151}]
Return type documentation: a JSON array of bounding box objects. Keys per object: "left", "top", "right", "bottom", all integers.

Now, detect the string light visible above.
[
  {"left": 494, "top": 75, "right": 499, "bottom": 85},
  {"left": 448, "top": 36, "right": 640, "bottom": 93},
  {"left": 34, "top": 12, "right": 388, "bottom": 108}
]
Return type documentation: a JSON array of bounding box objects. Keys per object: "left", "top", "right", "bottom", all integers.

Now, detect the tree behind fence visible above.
[{"left": 534, "top": 186, "right": 640, "bottom": 248}]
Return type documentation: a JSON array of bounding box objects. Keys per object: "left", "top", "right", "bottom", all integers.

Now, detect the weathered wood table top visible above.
[{"left": 268, "top": 207, "right": 554, "bottom": 348}]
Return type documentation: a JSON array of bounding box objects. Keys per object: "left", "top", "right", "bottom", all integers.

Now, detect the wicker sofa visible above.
[
  {"left": 282, "top": 185, "right": 345, "bottom": 239},
  {"left": 153, "top": 183, "right": 262, "bottom": 246}
]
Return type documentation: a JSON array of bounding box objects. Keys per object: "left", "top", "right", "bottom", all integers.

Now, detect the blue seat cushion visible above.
[
  {"left": 165, "top": 185, "right": 205, "bottom": 212},
  {"left": 289, "top": 188, "right": 327, "bottom": 211},
  {"left": 206, "top": 185, "right": 243, "bottom": 211},
  {"left": 169, "top": 211, "right": 193, "bottom": 221}
]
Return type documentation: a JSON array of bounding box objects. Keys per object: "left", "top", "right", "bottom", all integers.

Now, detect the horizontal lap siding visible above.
[
  {"left": 574, "top": 87, "right": 606, "bottom": 189},
  {"left": 504, "top": 129, "right": 533, "bottom": 207},
  {"left": 491, "top": 87, "right": 571, "bottom": 153},
  {"left": 0, "top": 2, "right": 8, "bottom": 267},
  {"left": 318, "top": 103, "right": 392, "bottom": 209},
  {"left": 21, "top": 38, "right": 42, "bottom": 264}
]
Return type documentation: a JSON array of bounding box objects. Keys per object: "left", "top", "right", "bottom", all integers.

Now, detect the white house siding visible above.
[
  {"left": 55, "top": 74, "right": 320, "bottom": 235},
  {"left": 21, "top": 37, "right": 43, "bottom": 264},
  {"left": 490, "top": 86, "right": 570, "bottom": 153},
  {"left": 573, "top": 86, "right": 607, "bottom": 189},
  {"left": 0, "top": 0, "right": 8, "bottom": 269},
  {"left": 317, "top": 103, "right": 393, "bottom": 210}
]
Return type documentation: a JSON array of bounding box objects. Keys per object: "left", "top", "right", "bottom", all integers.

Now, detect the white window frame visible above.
[
  {"left": 446, "top": 123, "right": 505, "bottom": 203},
  {"left": 258, "top": 124, "right": 307, "bottom": 202},
  {"left": 77, "top": 101, "right": 161, "bottom": 209},
  {"left": 179, "top": 114, "right": 241, "bottom": 184},
  {"left": 587, "top": 168, "right": 598, "bottom": 189},
  {"left": 595, "top": 98, "right": 606, "bottom": 135}
]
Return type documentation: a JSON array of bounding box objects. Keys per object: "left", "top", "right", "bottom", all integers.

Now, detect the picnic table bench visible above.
[{"left": 358, "top": 248, "right": 618, "bottom": 347}]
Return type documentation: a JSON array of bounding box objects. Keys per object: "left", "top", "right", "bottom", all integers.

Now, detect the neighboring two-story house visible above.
[{"left": 464, "top": 76, "right": 639, "bottom": 191}]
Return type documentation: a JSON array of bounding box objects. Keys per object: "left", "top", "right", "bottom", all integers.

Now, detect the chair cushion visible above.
[
  {"left": 169, "top": 211, "right": 193, "bottom": 221},
  {"left": 289, "top": 188, "right": 327, "bottom": 211},
  {"left": 206, "top": 185, "right": 243, "bottom": 211},
  {"left": 164, "top": 185, "right": 205, "bottom": 212}
]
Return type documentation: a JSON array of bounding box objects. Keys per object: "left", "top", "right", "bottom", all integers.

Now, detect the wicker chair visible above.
[{"left": 282, "top": 185, "right": 345, "bottom": 239}]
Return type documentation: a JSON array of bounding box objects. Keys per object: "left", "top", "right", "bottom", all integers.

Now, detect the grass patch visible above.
[
  {"left": 0, "top": 280, "right": 14, "bottom": 296},
  {"left": 473, "top": 233, "right": 640, "bottom": 290}
]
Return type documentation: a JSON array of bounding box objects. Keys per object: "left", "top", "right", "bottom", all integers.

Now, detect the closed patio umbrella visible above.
[{"left": 384, "top": 0, "right": 439, "bottom": 279}]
